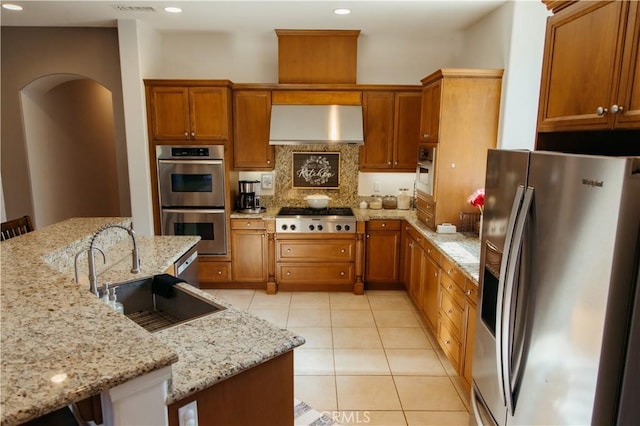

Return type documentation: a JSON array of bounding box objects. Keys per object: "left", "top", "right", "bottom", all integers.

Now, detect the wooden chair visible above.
[{"left": 1, "top": 215, "right": 34, "bottom": 241}]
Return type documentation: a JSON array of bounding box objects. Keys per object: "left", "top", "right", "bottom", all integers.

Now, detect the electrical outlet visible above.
[
  {"left": 374, "top": 181, "right": 381, "bottom": 192},
  {"left": 178, "top": 400, "right": 198, "bottom": 426},
  {"left": 261, "top": 173, "right": 273, "bottom": 190}
]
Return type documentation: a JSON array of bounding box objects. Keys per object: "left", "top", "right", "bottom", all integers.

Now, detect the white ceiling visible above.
[{"left": 0, "top": 1, "right": 508, "bottom": 38}]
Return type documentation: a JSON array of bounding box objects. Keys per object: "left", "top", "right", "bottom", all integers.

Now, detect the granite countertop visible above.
[
  {"left": 0, "top": 217, "right": 304, "bottom": 425},
  {"left": 230, "top": 207, "right": 481, "bottom": 284}
]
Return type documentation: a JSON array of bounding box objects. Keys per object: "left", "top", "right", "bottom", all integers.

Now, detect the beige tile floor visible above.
[{"left": 204, "top": 289, "right": 472, "bottom": 426}]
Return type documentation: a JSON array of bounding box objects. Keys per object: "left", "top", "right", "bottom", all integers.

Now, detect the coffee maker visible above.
[{"left": 238, "top": 180, "right": 261, "bottom": 212}]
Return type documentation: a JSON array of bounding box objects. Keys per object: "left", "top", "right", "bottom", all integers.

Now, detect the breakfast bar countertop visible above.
[{"left": 0, "top": 217, "right": 304, "bottom": 425}]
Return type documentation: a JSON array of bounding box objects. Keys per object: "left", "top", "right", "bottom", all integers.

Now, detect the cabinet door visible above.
[
  {"left": 231, "top": 230, "right": 267, "bottom": 282},
  {"left": 421, "top": 252, "right": 440, "bottom": 331},
  {"left": 400, "top": 224, "right": 413, "bottom": 289},
  {"left": 408, "top": 237, "right": 423, "bottom": 310},
  {"left": 420, "top": 80, "right": 441, "bottom": 143},
  {"left": 189, "top": 87, "right": 230, "bottom": 140},
  {"left": 365, "top": 229, "right": 400, "bottom": 284},
  {"left": 463, "top": 301, "right": 477, "bottom": 388},
  {"left": 233, "top": 90, "right": 275, "bottom": 170},
  {"left": 148, "top": 87, "right": 191, "bottom": 140},
  {"left": 537, "top": 1, "right": 627, "bottom": 131},
  {"left": 360, "top": 92, "right": 394, "bottom": 170},
  {"left": 393, "top": 92, "right": 422, "bottom": 171},
  {"left": 615, "top": 1, "right": 640, "bottom": 128}
]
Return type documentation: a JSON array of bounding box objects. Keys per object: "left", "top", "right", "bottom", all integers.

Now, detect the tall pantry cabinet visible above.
[{"left": 416, "top": 69, "right": 503, "bottom": 230}]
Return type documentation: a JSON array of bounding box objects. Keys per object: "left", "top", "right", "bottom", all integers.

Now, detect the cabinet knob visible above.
[
  {"left": 448, "top": 268, "right": 453, "bottom": 274},
  {"left": 247, "top": 222, "right": 251, "bottom": 226},
  {"left": 387, "top": 161, "right": 392, "bottom": 165},
  {"left": 267, "top": 160, "right": 271, "bottom": 164},
  {"left": 340, "top": 271, "right": 345, "bottom": 276},
  {"left": 217, "top": 270, "right": 222, "bottom": 275},
  {"left": 340, "top": 248, "right": 346, "bottom": 253},
  {"left": 286, "top": 271, "right": 291, "bottom": 276},
  {"left": 448, "top": 284, "right": 453, "bottom": 290},
  {"left": 427, "top": 248, "right": 431, "bottom": 254},
  {"left": 366, "top": 235, "right": 370, "bottom": 239},
  {"left": 394, "top": 161, "right": 398, "bottom": 165},
  {"left": 611, "top": 104, "right": 624, "bottom": 114},
  {"left": 445, "top": 340, "right": 451, "bottom": 345},
  {"left": 466, "top": 289, "right": 474, "bottom": 295},
  {"left": 423, "top": 134, "right": 429, "bottom": 138},
  {"left": 184, "top": 132, "right": 189, "bottom": 137},
  {"left": 191, "top": 131, "right": 195, "bottom": 137},
  {"left": 596, "top": 106, "right": 608, "bottom": 116},
  {"left": 381, "top": 223, "right": 386, "bottom": 227},
  {"left": 434, "top": 271, "right": 438, "bottom": 277},
  {"left": 286, "top": 248, "right": 291, "bottom": 253},
  {"left": 447, "top": 309, "right": 452, "bottom": 314}
]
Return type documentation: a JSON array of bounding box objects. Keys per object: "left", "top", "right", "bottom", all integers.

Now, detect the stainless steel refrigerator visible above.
[{"left": 471, "top": 150, "right": 640, "bottom": 425}]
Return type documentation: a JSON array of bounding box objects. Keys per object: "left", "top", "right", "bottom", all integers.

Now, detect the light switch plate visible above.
[
  {"left": 178, "top": 400, "right": 198, "bottom": 426},
  {"left": 261, "top": 173, "right": 273, "bottom": 190}
]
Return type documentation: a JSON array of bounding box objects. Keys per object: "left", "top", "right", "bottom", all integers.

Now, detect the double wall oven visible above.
[{"left": 156, "top": 145, "right": 227, "bottom": 255}]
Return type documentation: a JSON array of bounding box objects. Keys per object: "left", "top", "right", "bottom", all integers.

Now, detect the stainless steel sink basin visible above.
[{"left": 111, "top": 276, "right": 225, "bottom": 332}]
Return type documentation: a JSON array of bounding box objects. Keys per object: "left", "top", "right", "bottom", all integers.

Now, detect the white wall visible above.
[
  {"left": 117, "top": 20, "right": 162, "bottom": 235},
  {"left": 456, "top": 0, "right": 549, "bottom": 150}
]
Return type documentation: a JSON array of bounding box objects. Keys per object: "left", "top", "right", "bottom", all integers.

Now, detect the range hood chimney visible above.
[{"left": 269, "top": 104, "right": 364, "bottom": 145}]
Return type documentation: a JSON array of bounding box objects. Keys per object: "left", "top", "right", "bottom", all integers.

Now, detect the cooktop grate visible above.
[{"left": 277, "top": 207, "right": 354, "bottom": 216}]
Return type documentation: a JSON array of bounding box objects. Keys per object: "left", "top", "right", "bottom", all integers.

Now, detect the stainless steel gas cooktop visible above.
[{"left": 276, "top": 207, "right": 356, "bottom": 233}]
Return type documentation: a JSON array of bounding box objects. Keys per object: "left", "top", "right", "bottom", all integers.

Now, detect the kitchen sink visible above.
[{"left": 111, "top": 275, "right": 225, "bottom": 332}]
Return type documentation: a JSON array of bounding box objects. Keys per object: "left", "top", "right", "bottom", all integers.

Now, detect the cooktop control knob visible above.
[
  {"left": 317, "top": 225, "right": 323, "bottom": 231},
  {"left": 290, "top": 224, "right": 296, "bottom": 231},
  {"left": 344, "top": 225, "right": 350, "bottom": 231},
  {"left": 336, "top": 225, "right": 342, "bottom": 231},
  {"left": 309, "top": 224, "right": 315, "bottom": 231},
  {"left": 281, "top": 224, "right": 288, "bottom": 231}
]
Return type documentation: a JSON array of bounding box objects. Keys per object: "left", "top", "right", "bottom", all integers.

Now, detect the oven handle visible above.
[
  {"left": 158, "top": 159, "right": 223, "bottom": 166},
  {"left": 162, "top": 208, "right": 225, "bottom": 214}
]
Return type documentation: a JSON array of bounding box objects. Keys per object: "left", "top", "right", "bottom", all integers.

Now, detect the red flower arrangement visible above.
[{"left": 467, "top": 188, "right": 485, "bottom": 215}]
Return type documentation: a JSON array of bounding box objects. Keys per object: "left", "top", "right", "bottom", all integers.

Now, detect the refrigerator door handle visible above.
[
  {"left": 501, "top": 186, "right": 534, "bottom": 416},
  {"left": 495, "top": 184, "right": 526, "bottom": 405}
]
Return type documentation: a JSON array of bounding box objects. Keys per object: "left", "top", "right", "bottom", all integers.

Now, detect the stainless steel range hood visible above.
[{"left": 269, "top": 104, "right": 364, "bottom": 145}]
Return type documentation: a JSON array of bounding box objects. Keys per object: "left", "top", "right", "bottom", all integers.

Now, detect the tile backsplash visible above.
[{"left": 239, "top": 145, "right": 417, "bottom": 208}]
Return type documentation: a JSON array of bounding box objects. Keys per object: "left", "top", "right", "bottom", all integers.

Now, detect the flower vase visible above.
[{"left": 479, "top": 214, "right": 483, "bottom": 240}]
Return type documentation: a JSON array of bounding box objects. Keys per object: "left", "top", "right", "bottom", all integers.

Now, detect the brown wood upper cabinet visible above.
[
  {"left": 420, "top": 80, "right": 441, "bottom": 143},
  {"left": 233, "top": 90, "right": 274, "bottom": 170},
  {"left": 146, "top": 82, "right": 231, "bottom": 142},
  {"left": 360, "top": 90, "right": 422, "bottom": 172},
  {"left": 537, "top": 0, "right": 640, "bottom": 131}
]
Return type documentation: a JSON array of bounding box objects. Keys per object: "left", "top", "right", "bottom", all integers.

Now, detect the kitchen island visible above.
[{"left": 0, "top": 217, "right": 304, "bottom": 425}]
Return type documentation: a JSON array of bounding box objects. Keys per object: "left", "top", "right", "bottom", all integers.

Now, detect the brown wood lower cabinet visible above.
[
  {"left": 275, "top": 233, "right": 358, "bottom": 292},
  {"left": 364, "top": 219, "right": 401, "bottom": 289},
  {"left": 231, "top": 219, "right": 268, "bottom": 283},
  {"left": 167, "top": 350, "right": 294, "bottom": 426},
  {"left": 401, "top": 222, "right": 478, "bottom": 394}
]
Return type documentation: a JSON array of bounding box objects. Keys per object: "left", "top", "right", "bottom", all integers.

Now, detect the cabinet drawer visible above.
[
  {"left": 420, "top": 238, "right": 441, "bottom": 265},
  {"left": 277, "top": 240, "right": 355, "bottom": 262},
  {"left": 437, "top": 318, "right": 461, "bottom": 368},
  {"left": 440, "top": 290, "right": 463, "bottom": 338},
  {"left": 441, "top": 273, "right": 465, "bottom": 308},
  {"left": 465, "top": 281, "right": 478, "bottom": 306},
  {"left": 441, "top": 256, "right": 466, "bottom": 288},
  {"left": 277, "top": 263, "right": 354, "bottom": 284},
  {"left": 231, "top": 219, "right": 266, "bottom": 230},
  {"left": 199, "top": 261, "right": 231, "bottom": 282},
  {"left": 366, "top": 219, "right": 401, "bottom": 231}
]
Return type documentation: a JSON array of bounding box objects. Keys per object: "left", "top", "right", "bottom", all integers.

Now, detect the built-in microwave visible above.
[{"left": 416, "top": 145, "right": 436, "bottom": 195}]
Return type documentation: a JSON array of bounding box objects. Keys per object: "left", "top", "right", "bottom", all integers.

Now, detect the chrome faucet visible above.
[{"left": 84, "top": 223, "right": 140, "bottom": 297}]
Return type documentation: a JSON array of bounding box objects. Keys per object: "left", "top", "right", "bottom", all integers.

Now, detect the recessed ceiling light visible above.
[
  {"left": 333, "top": 8, "right": 351, "bottom": 15},
  {"left": 2, "top": 3, "right": 23, "bottom": 11},
  {"left": 164, "top": 6, "right": 182, "bottom": 13}
]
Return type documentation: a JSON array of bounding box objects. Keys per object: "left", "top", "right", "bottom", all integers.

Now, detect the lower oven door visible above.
[{"left": 161, "top": 208, "right": 227, "bottom": 256}]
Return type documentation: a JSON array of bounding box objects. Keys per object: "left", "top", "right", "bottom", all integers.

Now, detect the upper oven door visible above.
[{"left": 158, "top": 158, "right": 225, "bottom": 207}]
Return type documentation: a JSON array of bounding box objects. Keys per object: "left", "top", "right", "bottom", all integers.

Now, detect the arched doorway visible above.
[{"left": 21, "top": 74, "right": 122, "bottom": 227}]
